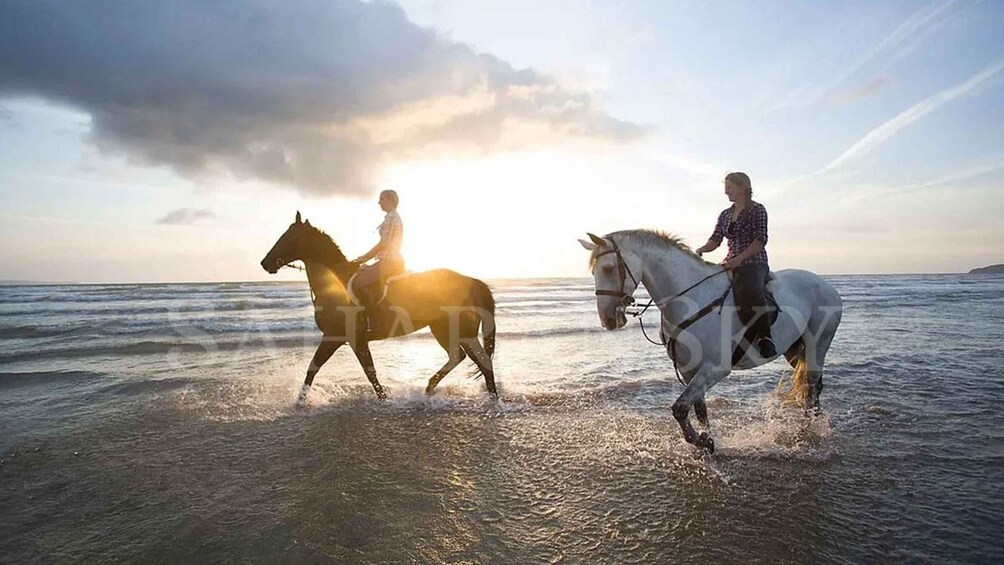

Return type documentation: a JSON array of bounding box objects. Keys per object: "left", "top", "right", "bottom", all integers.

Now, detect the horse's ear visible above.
[
  {"left": 578, "top": 238, "right": 597, "bottom": 251},
  {"left": 295, "top": 211, "right": 302, "bottom": 224},
  {"left": 304, "top": 218, "right": 310, "bottom": 226},
  {"left": 587, "top": 233, "right": 608, "bottom": 247}
]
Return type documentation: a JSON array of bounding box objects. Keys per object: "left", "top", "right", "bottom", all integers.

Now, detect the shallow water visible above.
[{"left": 2, "top": 275, "right": 1003, "bottom": 563}]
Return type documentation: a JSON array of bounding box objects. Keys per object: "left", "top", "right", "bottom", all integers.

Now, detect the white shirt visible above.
[{"left": 376, "top": 210, "right": 403, "bottom": 261}]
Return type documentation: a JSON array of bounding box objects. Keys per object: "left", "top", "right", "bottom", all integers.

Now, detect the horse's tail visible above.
[
  {"left": 473, "top": 278, "right": 496, "bottom": 359},
  {"left": 777, "top": 354, "right": 810, "bottom": 408},
  {"left": 466, "top": 279, "right": 496, "bottom": 381}
]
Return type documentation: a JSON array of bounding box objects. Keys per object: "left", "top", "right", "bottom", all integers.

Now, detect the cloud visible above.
[
  {"left": 820, "top": 62, "right": 1004, "bottom": 174},
  {"left": 0, "top": 0, "right": 642, "bottom": 197},
  {"left": 830, "top": 76, "right": 894, "bottom": 105},
  {"left": 867, "top": 158, "right": 1004, "bottom": 200},
  {"left": 825, "top": 0, "right": 956, "bottom": 92},
  {"left": 766, "top": 1, "right": 956, "bottom": 113},
  {"left": 0, "top": 105, "right": 18, "bottom": 130},
  {"left": 156, "top": 208, "right": 215, "bottom": 226}
]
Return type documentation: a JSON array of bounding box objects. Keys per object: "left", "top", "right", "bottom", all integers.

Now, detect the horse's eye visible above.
[{"left": 601, "top": 265, "right": 615, "bottom": 274}]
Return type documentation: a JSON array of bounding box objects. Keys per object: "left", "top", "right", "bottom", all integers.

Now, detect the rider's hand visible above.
[{"left": 720, "top": 257, "right": 738, "bottom": 270}]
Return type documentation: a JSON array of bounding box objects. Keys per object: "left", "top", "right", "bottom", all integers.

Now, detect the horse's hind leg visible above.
[
  {"left": 351, "top": 342, "right": 387, "bottom": 400},
  {"left": 460, "top": 340, "right": 497, "bottom": 399},
  {"left": 803, "top": 314, "right": 840, "bottom": 410},
  {"left": 426, "top": 321, "right": 467, "bottom": 395}
]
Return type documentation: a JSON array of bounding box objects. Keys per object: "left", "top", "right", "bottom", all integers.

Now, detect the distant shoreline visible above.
[
  {"left": 0, "top": 272, "right": 995, "bottom": 287},
  {"left": 968, "top": 264, "right": 1004, "bottom": 275}
]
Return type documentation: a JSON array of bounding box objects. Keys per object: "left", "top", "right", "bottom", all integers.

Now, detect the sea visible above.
[{"left": 1, "top": 275, "right": 1002, "bottom": 563}]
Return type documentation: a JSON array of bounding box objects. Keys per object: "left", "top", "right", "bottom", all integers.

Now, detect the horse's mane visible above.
[
  {"left": 304, "top": 223, "right": 348, "bottom": 265},
  {"left": 588, "top": 229, "right": 713, "bottom": 268}
]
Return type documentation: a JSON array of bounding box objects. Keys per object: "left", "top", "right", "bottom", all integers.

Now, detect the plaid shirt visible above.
[
  {"left": 710, "top": 201, "right": 769, "bottom": 265},
  {"left": 376, "top": 210, "right": 403, "bottom": 262}
]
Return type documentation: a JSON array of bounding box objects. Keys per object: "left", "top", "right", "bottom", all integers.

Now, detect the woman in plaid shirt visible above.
[
  {"left": 695, "top": 172, "right": 778, "bottom": 359},
  {"left": 353, "top": 190, "right": 405, "bottom": 333}
]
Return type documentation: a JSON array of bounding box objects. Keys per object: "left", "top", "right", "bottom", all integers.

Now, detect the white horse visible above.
[{"left": 579, "top": 230, "right": 842, "bottom": 453}]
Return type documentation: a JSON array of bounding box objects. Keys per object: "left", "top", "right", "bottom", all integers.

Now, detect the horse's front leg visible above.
[
  {"left": 672, "top": 368, "right": 727, "bottom": 453},
  {"left": 298, "top": 337, "right": 344, "bottom": 405},
  {"left": 351, "top": 341, "right": 387, "bottom": 400}
]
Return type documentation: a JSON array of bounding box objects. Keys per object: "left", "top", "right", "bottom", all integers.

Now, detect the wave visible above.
[
  {"left": 0, "top": 324, "right": 94, "bottom": 339},
  {"left": 0, "top": 323, "right": 622, "bottom": 361},
  {"left": 0, "top": 286, "right": 309, "bottom": 305},
  {"left": 0, "top": 317, "right": 317, "bottom": 341},
  {"left": 0, "top": 335, "right": 320, "bottom": 362},
  {"left": 496, "top": 326, "right": 610, "bottom": 339},
  {"left": 0, "top": 369, "right": 104, "bottom": 389},
  {"left": 94, "top": 376, "right": 200, "bottom": 398}
]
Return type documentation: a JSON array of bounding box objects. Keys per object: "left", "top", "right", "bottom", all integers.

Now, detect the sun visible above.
[
  {"left": 381, "top": 155, "right": 568, "bottom": 278},
  {"left": 373, "top": 147, "right": 658, "bottom": 280}
]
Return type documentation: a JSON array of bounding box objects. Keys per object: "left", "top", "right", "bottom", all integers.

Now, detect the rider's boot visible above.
[
  {"left": 757, "top": 334, "right": 778, "bottom": 358},
  {"left": 361, "top": 288, "right": 383, "bottom": 336}
]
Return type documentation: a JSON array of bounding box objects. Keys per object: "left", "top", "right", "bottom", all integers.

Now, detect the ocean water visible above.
[{"left": 1, "top": 275, "right": 1002, "bottom": 563}]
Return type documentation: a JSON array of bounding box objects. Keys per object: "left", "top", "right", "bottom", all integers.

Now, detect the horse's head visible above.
[
  {"left": 261, "top": 211, "right": 312, "bottom": 274},
  {"left": 579, "top": 233, "right": 643, "bottom": 330}
]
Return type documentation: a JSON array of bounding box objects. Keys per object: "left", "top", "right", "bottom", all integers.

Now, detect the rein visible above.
[
  {"left": 596, "top": 241, "right": 732, "bottom": 385},
  {"left": 628, "top": 269, "right": 728, "bottom": 321},
  {"left": 631, "top": 271, "right": 732, "bottom": 385},
  {"left": 280, "top": 262, "right": 314, "bottom": 303},
  {"left": 281, "top": 259, "right": 361, "bottom": 305}
]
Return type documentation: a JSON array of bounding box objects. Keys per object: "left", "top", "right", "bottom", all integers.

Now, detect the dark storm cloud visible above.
[
  {"left": 156, "top": 208, "right": 215, "bottom": 225},
  {"left": 0, "top": 0, "right": 643, "bottom": 196}
]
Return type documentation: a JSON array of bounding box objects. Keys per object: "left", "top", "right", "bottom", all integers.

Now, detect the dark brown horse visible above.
[{"left": 261, "top": 212, "right": 497, "bottom": 403}]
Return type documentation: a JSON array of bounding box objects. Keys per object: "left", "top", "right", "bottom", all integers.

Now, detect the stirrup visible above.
[
  {"left": 363, "top": 304, "right": 382, "bottom": 335},
  {"left": 757, "top": 337, "right": 778, "bottom": 358}
]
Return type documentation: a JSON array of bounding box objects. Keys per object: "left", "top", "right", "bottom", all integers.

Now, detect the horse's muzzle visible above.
[
  {"left": 261, "top": 257, "right": 281, "bottom": 274},
  {"left": 602, "top": 308, "right": 627, "bottom": 330}
]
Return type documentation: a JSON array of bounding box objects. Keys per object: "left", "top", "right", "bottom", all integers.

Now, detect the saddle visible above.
[{"left": 346, "top": 271, "right": 413, "bottom": 306}]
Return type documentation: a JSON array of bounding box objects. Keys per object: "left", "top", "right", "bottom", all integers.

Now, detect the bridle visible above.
[
  {"left": 593, "top": 239, "right": 640, "bottom": 308},
  {"left": 592, "top": 238, "right": 733, "bottom": 384}
]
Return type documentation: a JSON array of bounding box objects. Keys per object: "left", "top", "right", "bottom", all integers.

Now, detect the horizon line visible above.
[{"left": 1, "top": 271, "right": 996, "bottom": 287}]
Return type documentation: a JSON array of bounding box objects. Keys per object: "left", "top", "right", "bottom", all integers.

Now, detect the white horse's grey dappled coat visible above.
[{"left": 580, "top": 230, "right": 842, "bottom": 453}]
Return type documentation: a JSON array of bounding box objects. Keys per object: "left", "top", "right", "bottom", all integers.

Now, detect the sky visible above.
[{"left": 1, "top": 0, "right": 1003, "bottom": 283}]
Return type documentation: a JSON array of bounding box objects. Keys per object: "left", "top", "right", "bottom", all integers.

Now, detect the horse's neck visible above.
[
  {"left": 636, "top": 245, "right": 728, "bottom": 321},
  {"left": 303, "top": 234, "right": 355, "bottom": 301},
  {"left": 303, "top": 263, "right": 345, "bottom": 301}
]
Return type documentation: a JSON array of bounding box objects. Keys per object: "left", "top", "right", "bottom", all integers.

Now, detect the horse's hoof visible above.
[
  {"left": 296, "top": 385, "right": 311, "bottom": 406},
  {"left": 698, "top": 432, "right": 715, "bottom": 454}
]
